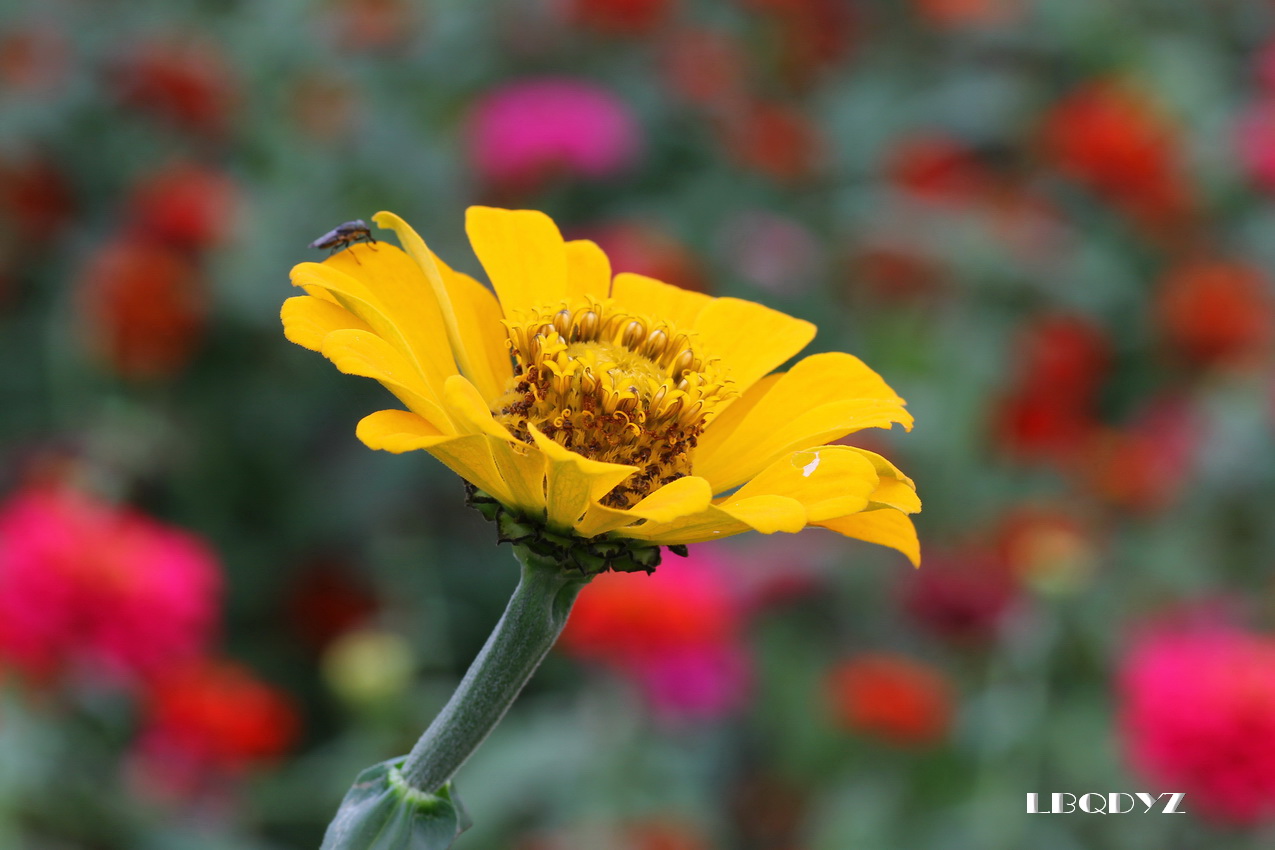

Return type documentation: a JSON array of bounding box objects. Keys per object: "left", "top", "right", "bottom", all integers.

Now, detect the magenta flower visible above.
[
  {"left": 1118, "top": 626, "right": 1275, "bottom": 825},
  {"left": 1236, "top": 100, "right": 1275, "bottom": 194},
  {"left": 465, "top": 77, "right": 642, "bottom": 191},
  {"left": 0, "top": 484, "right": 221, "bottom": 687},
  {"left": 558, "top": 545, "right": 750, "bottom": 721}
]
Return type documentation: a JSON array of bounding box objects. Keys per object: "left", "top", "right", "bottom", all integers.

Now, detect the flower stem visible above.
[{"left": 399, "top": 545, "right": 590, "bottom": 794}]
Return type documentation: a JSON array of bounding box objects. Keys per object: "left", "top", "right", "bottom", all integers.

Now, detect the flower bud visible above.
[{"left": 321, "top": 759, "right": 470, "bottom": 850}]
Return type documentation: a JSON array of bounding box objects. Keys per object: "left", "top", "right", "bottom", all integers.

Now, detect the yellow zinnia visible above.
[{"left": 283, "top": 207, "right": 920, "bottom": 566}]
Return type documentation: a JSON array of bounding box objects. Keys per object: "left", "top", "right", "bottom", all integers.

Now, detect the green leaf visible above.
[{"left": 320, "top": 758, "right": 471, "bottom": 850}]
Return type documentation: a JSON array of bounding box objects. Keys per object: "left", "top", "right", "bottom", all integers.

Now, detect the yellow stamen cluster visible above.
[{"left": 495, "top": 300, "right": 734, "bottom": 508}]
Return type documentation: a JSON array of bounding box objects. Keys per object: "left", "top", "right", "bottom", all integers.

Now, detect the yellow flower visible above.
[{"left": 283, "top": 208, "right": 921, "bottom": 565}]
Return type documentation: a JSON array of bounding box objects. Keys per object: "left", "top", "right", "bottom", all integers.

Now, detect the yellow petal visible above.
[
  {"left": 690, "top": 297, "right": 815, "bottom": 393},
  {"left": 626, "top": 447, "right": 879, "bottom": 544},
  {"left": 281, "top": 295, "right": 371, "bottom": 351},
  {"left": 465, "top": 207, "right": 568, "bottom": 319},
  {"left": 357, "top": 411, "right": 520, "bottom": 508},
  {"left": 610, "top": 273, "right": 712, "bottom": 331},
  {"left": 291, "top": 259, "right": 455, "bottom": 399},
  {"left": 695, "top": 352, "right": 913, "bottom": 491},
  {"left": 372, "top": 212, "right": 507, "bottom": 400},
  {"left": 528, "top": 425, "right": 636, "bottom": 532},
  {"left": 846, "top": 447, "right": 921, "bottom": 514},
  {"left": 320, "top": 242, "right": 465, "bottom": 384},
  {"left": 356, "top": 410, "right": 451, "bottom": 452},
  {"left": 574, "top": 475, "right": 714, "bottom": 538},
  {"left": 817, "top": 509, "right": 921, "bottom": 567},
  {"left": 488, "top": 439, "right": 547, "bottom": 519},
  {"left": 442, "top": 374, "right": 515, "bottom": 440},
  {"left": 626, "top": 494, "right": 806, "bottom": 543},
  {"left": 321, "top": 330, "right": 453, "bottom": 431},
  {"left": 428, "top": 437, "right": 520, "bottom": 508},
  {"left": 564, "top": 239, "right": 612, "bottom": 302},
  {"left": 621, "top": 505, "right": 752, "bottom": 544},
  {"left": 724, "top": 446, "right": 879, "bottom": 523},
  {"left": 430, "top": 251, "right": 513, "bottom": 402},
  {"left": 718, "top": 494, "right": 808, "bottom": 534}
]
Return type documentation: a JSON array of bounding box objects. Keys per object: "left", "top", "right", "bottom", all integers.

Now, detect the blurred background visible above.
[{"left": 2, "top": 0, "right": 1275, "bottom": 847}]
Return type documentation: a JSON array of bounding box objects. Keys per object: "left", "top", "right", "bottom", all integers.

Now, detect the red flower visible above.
[
  {"left": 719, "top": 100, "right": 823, "bottom": 183},
  {"left": 0, "top": 154, "right": 74, "bottom": 244},
  {"left": 113, "top": 39, "right": 237, "bottom": 138},
  {"left": 132, "top": 658, "right": 300, "bottom": 798},
  {"left": 1079, "top": 394, "right": 1202, "bottom": 514},
  {"left": 1039, "top": 80, "right": 1192, "bottom": 235},
  {"left": 851, "top": 243, "right": 947, "bottom": 303},
  {"left": 660, "top": 28, "right": 748, "bottom": 107},
  {"left": 992, "top": 314, "right": 1110, "bottom": 464},
  {"left": 826, "top": 652, "right": 955, "bottom": 746},
  {"left": 125, "top": 162, "right": 238, "bottom": 251},
  {"left": 566, "top": 0, "right": 676, "bottom": 35},
  {"left": 1015, "top": 313, "right": 1111, "bottom": 402},
  {"left": 77, "top": 237, "right": 207, "bottom": 379},
  {"left": 740, "top": 0, "right": 857, "bottom": 87},
  {"left": 887, "top": 134, "right": 992, "bottom": 204},
  {"left": 0, "top": 25, "right": 69, "bottom": 93},
  {"left": 908, "top": 0, "right": 1022, "bottom": 28},
  {"left": 1155, "top": 260, "right": 1274, "bottom": 368},
  {"left": 584, "top": 220, "right": 707, "bottom": 293},
  {"left": 290, "top": 74, "right": 360, "bottom": 143},
  {"left": 900, "top": 546, "right": 1018, "bottom": 645},
  {"left": 324, "top": 0, "right": 420, "bottom": 52},
  {"left": 285, "top": 557, "right": 378, "bottom": 652},
  {"left": 559, "top": 547, "right": 750, "bottom": 720},
  {"left": 993, "top": 389, "right": 1100, "bottom": 465}
]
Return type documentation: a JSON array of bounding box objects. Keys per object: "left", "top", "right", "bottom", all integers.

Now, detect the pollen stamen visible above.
[{"left": 495, "top": 299, "right": 734, "bottom": 509}]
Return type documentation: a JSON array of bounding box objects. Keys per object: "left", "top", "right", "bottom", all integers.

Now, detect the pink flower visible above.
[
  {"left": 1238, "top": 100, "right": 1275, "bottom": 194},
  {"left": 1118, "top": 626, "right": 1275, "bottom": 825},
  {"left": 0, "top": 485, "right": 220, "bottom": 687},
  {"left": 466, "top": 77, "right": 641, "bottom": 191},
  {"left": 558, "top": 546, "right": 750, "bottom": 721}
]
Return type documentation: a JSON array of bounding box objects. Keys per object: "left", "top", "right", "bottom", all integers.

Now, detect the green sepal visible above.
[
  {"left": 320, "top": 758, "right": 471, "bottom": 850},
  {"left": 465, "top": 484, "right": 680, "bottom": 576},
  {"left": 495, "top": 514, "right": 538, "bottom": 544}
]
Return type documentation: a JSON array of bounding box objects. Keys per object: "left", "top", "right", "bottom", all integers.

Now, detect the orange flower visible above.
[
  {"left": 1156, "top": 260, "right": 1274, "bottom": 368},
  {"left": 77, "top": 238, "right": 206, "bottom": 379},
  {"left": 826, "top": 652, "right": 954, "bottom": 745},
  {"left": 132, "top": 658, "right": 300, "bottom": 799},
  {"left": 1039, "top": 80, "right": 1192, "bottom": 234}
]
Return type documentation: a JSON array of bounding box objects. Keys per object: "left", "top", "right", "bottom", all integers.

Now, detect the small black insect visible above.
[{"left": 309, "top": 220, "right": 377, "bottom": 260}]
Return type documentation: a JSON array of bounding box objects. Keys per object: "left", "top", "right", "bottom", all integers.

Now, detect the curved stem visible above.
[{"left": 400, "top": 546, "right": 589, "bottom": 794}]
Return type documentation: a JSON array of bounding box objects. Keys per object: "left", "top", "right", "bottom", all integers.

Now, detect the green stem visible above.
[{"left": 399, "top": 546, "right": 589, "bottom": 794}]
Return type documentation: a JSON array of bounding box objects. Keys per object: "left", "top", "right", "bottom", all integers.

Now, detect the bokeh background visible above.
[{"left": 3, "top": 0, "right": 1275, "bottom": 848}]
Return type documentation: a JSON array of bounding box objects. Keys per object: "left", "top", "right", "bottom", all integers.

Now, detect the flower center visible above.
[{"left": 495, "top": 300, "right": 734, "bottom": 509}]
